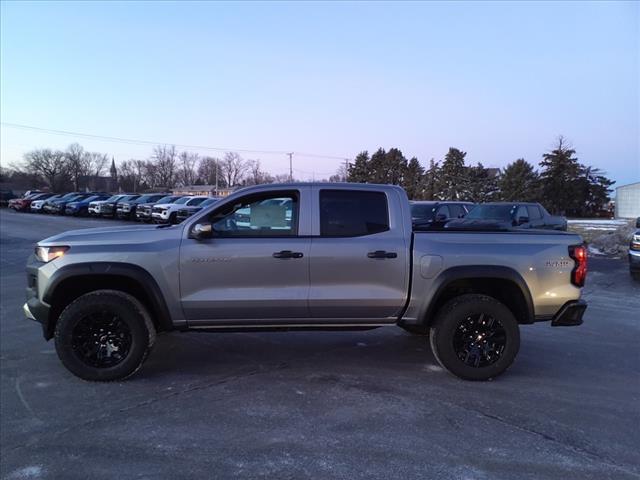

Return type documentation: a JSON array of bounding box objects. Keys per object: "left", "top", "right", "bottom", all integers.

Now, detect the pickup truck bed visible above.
[{"left": 25, "top": 183, "right": 587, "bottom": 382}]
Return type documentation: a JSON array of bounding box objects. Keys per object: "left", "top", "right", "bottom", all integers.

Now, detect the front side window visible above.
[
  {"left": 320, "top": 190, "right": 389, "bottom": 237},
  {"left": 210, "top": 192, "right": 298, "bottom": 237},
  {"left": 435, "top": 205, "right": 451, "bottom": 219},
  {"left": 527, "top": 205, "right": 543, "bottom": 220}
]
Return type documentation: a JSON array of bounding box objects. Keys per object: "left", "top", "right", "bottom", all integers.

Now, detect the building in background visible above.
[
  {"left": 171, "top": 185, "right": 235, "bottom": 197},
  {"left": 615, "top": 182, "right": 640, "bottom": 218}
]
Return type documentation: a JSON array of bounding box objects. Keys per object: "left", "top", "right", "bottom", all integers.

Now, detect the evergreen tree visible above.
[
  {"left": 539, "top": 137, "right": 583, "bottom": 215},
  {"left": 576, "top": 166, "right": 615, "bottom": 216},
  {"left": 500, "top": 159, "right": 540, "bottom": 202},
  {"left": 347, "top": 151, "right": 370, "bottom": 183},
  {"left": 467, "top": 162, "right": 500, "bottom": 202},
  {"left": 437, "top": 147, "right": 467, "bottom": 200},
  {"left": 403, "top": 157, "right": 425, "bottom": 199},
  {"left": 423, "top": 159, "right": 440, "bottom": 200}
]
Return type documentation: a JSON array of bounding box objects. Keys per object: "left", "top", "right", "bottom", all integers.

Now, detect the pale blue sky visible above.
[{"left": 1, "top": 1, "right": 638, "bottom": 184}]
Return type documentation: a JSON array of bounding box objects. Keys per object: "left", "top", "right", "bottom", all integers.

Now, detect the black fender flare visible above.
[
  {"left": 43, "top": 262, "right": 173, "bottom": 332},
  {"left": 421, "top": 265, "right": 535, "bottom": 324}
]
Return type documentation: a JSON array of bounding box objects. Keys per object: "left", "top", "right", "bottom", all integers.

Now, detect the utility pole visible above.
[
  {"left": 288, "top": 152, "right": 293, "bottom": 181},
  {"left": 344, "top": 159, "right": 350, "bottom": 181},
  {"left": 214, "top": 157, "right": 218, "bottom": 195}
]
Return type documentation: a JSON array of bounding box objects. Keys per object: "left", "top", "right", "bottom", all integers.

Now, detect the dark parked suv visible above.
[
  {"left": 411, "top": 201, "right": 474, "bottom": 230},
  {"left": 116, "top": 193, "right": 168, "bottom": 220},
  {"left": 446, "top": 202, "right": 567, "bottom": 231}
]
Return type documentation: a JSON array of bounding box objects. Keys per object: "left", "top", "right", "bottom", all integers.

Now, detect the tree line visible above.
[
  {"left": 1, "top": 136, "right": 614, "bottom": 216},
  {"left": 347, "top": 136, "right": 614, "bottom": 216}
]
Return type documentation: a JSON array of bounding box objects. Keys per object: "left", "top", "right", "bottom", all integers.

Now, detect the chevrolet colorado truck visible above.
[{"left": 24, "top": 183, "right": 588, "bottom": 382}]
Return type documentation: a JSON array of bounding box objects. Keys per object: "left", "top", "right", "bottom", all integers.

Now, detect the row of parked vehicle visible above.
[
  {"left": 410, "top": 200, "right": 568, "bottom": 231},
  {"left": 7, "top": 191, "right": 220, "bottom": 224}
]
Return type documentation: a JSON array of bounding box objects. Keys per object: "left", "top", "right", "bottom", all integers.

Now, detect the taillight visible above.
[{"left": 569, "top": 244, "right": 587, "bottom": 287}]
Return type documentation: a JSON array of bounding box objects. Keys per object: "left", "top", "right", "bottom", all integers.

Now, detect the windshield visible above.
[
  {"left": 200, "top": 198, "right": 217, "bottom": 207},
  {"left": 187, "top": 197, "right": 207, "bottom": 206},
  {"left": 411, "top": 203, "right": 437, "bottom": 221},
  {"left": 105, "top": 195, "right": 121, "bottom": 202},
  {"left": 174, "top": 197, "right": 191, "bottom": 205},
  {"left": 465, "top": 204, "right": 515, "bottom": 221}
]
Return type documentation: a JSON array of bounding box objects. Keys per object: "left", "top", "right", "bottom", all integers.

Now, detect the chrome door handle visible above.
[
  {"left": 367, "top": 250, "right": 397, "bottom": 259},
  {"left": 273, "top": 250, "right": 304, "bottom": 259}
]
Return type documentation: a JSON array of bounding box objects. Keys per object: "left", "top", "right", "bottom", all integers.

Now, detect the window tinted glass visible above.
[
  {"left": 187, "top": 197, "right": 207, "bottom": 206},
  {"left": 527, "top": 205, "right": 542, "bottom": 219},
  {"left": 516, "top": 206, "right": 528, "bottom": 219},
  {"left": 436, "top": 205, "right": 451, "bottom": 219},
  {"left": 211, "top": 193, "right": 297, "bottom": 237},
  {"left": 411, "top": 202, "right": 436, "bottom": 221},
  {"left": 320, "top": 190, "right": 389, "bottom": 236},
  {"left": 466, "top": 205, "right": 514, "bottom": 220}
]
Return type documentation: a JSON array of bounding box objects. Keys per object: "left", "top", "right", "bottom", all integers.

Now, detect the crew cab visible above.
[
  {"left": 446, "top": 202, "right": 567, "bottom": 231},
  {"left": 411, "top": 201, "right": 474, "bottom": 230},
  {"left": 24, "top": 183, "right": 587, "bottom": 382}
]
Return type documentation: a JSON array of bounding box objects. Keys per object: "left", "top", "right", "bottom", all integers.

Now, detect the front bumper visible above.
[
  {"left": 551, "top": 299, "right": 587, "bottom": 327},
  {"left": 24, "top": 259, "right": 53, "bottom": 339},
  {"left": 629, "top": 249, "right": 640, "bottom": 271}
]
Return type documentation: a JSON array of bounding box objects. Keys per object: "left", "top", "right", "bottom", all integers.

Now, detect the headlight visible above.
[{"left": 35, "top": 246, "right": 69, "bottom": 263}]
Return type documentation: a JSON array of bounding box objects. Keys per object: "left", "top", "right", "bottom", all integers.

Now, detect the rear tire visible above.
[
  {"left": 429, "top": 294, "right": 520, "bottom": 381},
  {"left": 54, "top": 290, "right": 156, "bottom": 381}
]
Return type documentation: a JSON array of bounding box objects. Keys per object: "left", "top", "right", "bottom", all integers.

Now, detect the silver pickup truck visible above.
[{"left": 24, "top": 183, "right": 588, "bottom": 382}]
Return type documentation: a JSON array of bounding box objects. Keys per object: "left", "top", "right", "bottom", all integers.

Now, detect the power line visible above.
[{"left": 0, "top": 122, "right": 350, "bottom": 161}]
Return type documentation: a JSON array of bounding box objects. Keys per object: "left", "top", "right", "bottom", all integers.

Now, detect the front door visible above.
[{"left": 179, "top": 188, "right": 311, "bottom": 322}]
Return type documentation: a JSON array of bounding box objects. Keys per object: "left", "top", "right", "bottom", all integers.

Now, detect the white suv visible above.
[{"left": 151, "top": 196, "right": 210, "bottom": 224}]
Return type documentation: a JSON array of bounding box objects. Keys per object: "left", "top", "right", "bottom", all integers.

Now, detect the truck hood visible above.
[{"left": 38, "top": 224, "right": 181, "bottom": 247}]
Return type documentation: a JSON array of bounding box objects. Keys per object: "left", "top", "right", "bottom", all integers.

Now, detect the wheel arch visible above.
[
  {"left": 419, "top": 265, "right": 535, "bottom": 327},
  {"left": 43, "top": 262, "right": 173, "bottom": 339}
]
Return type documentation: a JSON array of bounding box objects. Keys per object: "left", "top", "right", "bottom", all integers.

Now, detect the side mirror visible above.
[
  {"left": 190, "top": 222, "right": 213, "bottom": 240},
  {"left": 517, "top": 216, "right": 529, "bottom": 225},
  {"left": 636, "top": 217, "right": 640, "bottom": 229}
]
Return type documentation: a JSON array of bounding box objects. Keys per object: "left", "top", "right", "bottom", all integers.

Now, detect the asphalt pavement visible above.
[{"left": 1, "top": 209, "right": 639, "bottom": 480}]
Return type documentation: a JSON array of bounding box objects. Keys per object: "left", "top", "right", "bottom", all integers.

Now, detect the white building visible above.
[{"left": 615, "top": 182, "right": 640, "bottom": 218}]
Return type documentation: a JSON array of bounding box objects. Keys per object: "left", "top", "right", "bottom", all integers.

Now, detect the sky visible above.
[{"left": 1, "top": 1, "right": 638, "bottom": 186}]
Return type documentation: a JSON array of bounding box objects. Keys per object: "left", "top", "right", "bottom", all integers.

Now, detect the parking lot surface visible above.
[{"left": 1, "top": 209, "right": 639, "bottom": 480}]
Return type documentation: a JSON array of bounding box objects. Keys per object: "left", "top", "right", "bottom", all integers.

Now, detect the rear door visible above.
[
  {"left": 527, "top": 205, "right": 545, "bottom": 229},
  {"left": 179, "top": 187, "right": 312, "bottom": 322},
  {"left": 308, "top": 187, "right": 409, "bottom": 320}
]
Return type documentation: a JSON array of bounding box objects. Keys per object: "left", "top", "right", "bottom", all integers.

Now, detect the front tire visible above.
[
  {"left": 54, "top": 290, "right": 156, "bottom": 381},
  {"left": 429, "top": 294, "right": 520, "bottom": 381}
]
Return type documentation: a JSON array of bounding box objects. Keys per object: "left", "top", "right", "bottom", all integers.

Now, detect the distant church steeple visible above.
[{"left": 110, "top": 158, "right": 118, "bottom": 192}]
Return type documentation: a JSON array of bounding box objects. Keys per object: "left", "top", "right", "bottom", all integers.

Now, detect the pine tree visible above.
[
  {"left": 467, "top": 163, "right": 500, "bottom": 202},
  {"left": 403, "top": 157, "right": 425, "bottom": 199},
  {"left": 423, "top": 159, "right": 440, "bottom": 200},
  {"left": 437, "top": 147, "right": 467, "bottom": 200},
  {"left": 539, "top": 137, "right": 583, "bottom": 215},
  {"left": 347, "top": 151, "right": 370, "bottom": 183},
  {"left": 500, "top": 159, "right": 540, "bottom": 202}
]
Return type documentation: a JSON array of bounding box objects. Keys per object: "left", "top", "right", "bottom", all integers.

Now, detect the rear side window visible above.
[
  {"left": 320, "top": 190, "right": 389, "bottom": 237},
  {"left": 527, "top": 205, "right": 543, "bottom": 220}
]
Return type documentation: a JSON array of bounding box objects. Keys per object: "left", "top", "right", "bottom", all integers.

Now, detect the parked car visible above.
[
  {"left": 116, "top": 193, "right": 168, "bottom": 220},
  {"left": 175, "top": 198, "right": 221, "bottom": 223},
  {"left": 446, "top": 202, "right": 567, "bottom": 231},
  {"left": 0, "top": 189, "right": 17, "bottom": 207},
  {"left": 629, "top": 217, "right": 640, "bottom": 281},
  {"left": 9, "top": 192, "right": 44, "bottom": 210},
  {"left": 11, "top": 193, "right": 56, "bottom": 212},
  {"left": 411, "top": 201, "right": 474, "bottom": 230},
  {"left": 152, "top": 196, "right": 212, "bottom": 224},
  {"left": 88, "top": 194, "right": 124, "bottom": 216},
  {"left": 49, "top": 193, "right": 98, "bottom": 215},
  {"left": 100, "top": 194, "right": 139, "bottom": 218},
  {"left": 25, "top": 183, "right": 587, "bottom": 382},
  {"left": 42, "top": 193, "right": 82, "bottom": 214},
  {"left": 135, "top": 195, "right": 184, "bottom": 222},
  {"left": 65, "top": 194, "right": 111, "bottom": 216},
  {"left": 31, "top": 194, "right": 63, "bottom": 213}
]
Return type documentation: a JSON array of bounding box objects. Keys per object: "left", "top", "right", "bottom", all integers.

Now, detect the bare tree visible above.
[
  {"left": 119, "top": 159, "right": 148, "bottom": 192},
  {"left": 86, "top": 152, "right": 109, "bottom": 177},
  {"left": 220, "top": 152, "right": 249, "bottom": 187},
  {"left": 244, "top": 160, "right": 274, "bottom": 185},
  {"left": 197, "top": 157, "right": 226, "bottom": 188},
  {"left": 152, "top": 145, "right": 178, "bottom": 188},
  {"left": 23, "top": 148, "right": 68, "bottom": 191},
  {"left": 178, "top": 151, "right": 199, "bottom": 187},
  {"left": 65, "top": 143, "right": 91, "bottom": 191}
]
